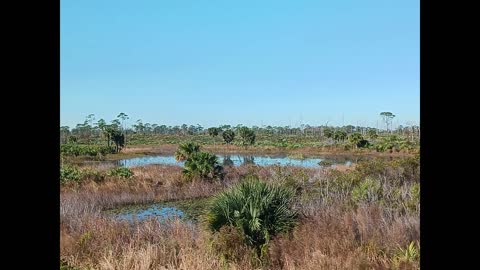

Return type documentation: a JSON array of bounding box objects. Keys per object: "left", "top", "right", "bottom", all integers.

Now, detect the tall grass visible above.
[{"left": 61, "top": 157, "right": 419, "bottom": 269}]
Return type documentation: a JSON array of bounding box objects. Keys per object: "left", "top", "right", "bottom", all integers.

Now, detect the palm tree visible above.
[
  {"left": 96, "top": 119, "right": 107, "bottom": 145},
  {"left": 348, "top": 132, "right": 364, "bottom": 149},
  {"left": 208, "top": 127, "right": 220, "bottom": 146},
  {"left": 117, "top": 112, "right": 129, "bottom": 145},
  {"left": 238, "top": 127, "right": 255, "bottom": 148},
  {"left": 60, "top": 126, "right": 70, "bottom": 144},
  {"left": 367, "top": 129, "right": 378, "bottom": 139},
  {"left": 333, "top": 130, "right": 347, "bottom": 143},
  {"left": 222, "top": 129, "right": 235, "bottom": 145},
  {"left": 175, "top": 142, "right": 201, "bottom": 161},
  {"left": 182, "top": 152, "right": 223, "bottom": 180}
]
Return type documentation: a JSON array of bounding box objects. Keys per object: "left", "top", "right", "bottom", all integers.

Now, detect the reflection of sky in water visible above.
[
  {"left": 116, "top": 155, "right": 353, "bottom": 168},
  {"left": 116, "top": 206, "right": 184, "bottom": 222}
]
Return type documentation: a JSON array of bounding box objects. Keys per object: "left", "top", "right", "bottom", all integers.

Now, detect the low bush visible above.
[
  {"left": 205, "top": 176, "right": 298, "bottom": 256},
  {"left": 60, "top": 144, "right": 115, "bottom": 157},
  {"left": 60, "top": 164, "right": 82, "bottom": 184},
  {"left": 107, "top": 167, "right": 134, "bottom": 178},
  {"left": 352, "top": 177, "right": 383, "bottom": 203},
  {"left": 183, "top": 152, "right": 224, "bottom": 180}
]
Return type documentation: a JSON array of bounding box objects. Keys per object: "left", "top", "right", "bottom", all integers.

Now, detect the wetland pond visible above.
[
  {"left": 108, "top": 154, "right": 360, "bottom": 168},
  {"left": 107, "top": 198, "right": 210, "bottom": 223},
  {"left": 101, "top": 154, "right": 387, "bottom": 222}
]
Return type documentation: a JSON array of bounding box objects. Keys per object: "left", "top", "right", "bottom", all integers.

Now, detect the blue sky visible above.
[{"left": 61, "top": 0, "right": 419, "bottom": 129}]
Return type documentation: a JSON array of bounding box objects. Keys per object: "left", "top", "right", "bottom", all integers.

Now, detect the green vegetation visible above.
[
  {"left": 60, "top": 113, "right": 420, "bottom": 154},
  {"left": 60, "top": 144, "right": 115, "bottom": 158},
  {"left": 175, "top": 142, "right": 201, "bottom": 161},
  {"left": 60, "top": 164, "right": 106, "bottom": 184},
  {"left": 318, "top": 160, "right": 333, "bottom": 167},
  {"left": 352, "top": 177, "right": 383, "bottom": 203},
  {"left": 183, "top": 152, "right": 224, "bottom": 180},
  {"left": 61, "top": 155, "right": 419, "bottom": 269},
  {"left": 380, "top": 112, "right": 396, "bottom": 132},
  {"left": 107, "top": 167, "right": 134, "bottom": 178},
  {"left": 222, "top": 129, "right": 235, "bottom": 144},
  {"left": 60, "top": 164, "right": 82, "bottom": 183},
  {"left": 393, "top": 241, "right": 420, "bottom": 267},
  {"left": 208, "top": 127, "right": 220, "bottom": 145},
  {"left": 60, "top": 113, "right": 419, "bottom": 269},
  {"left": 238, "top": 126, "right": 256, "bottom": 148},
  {"left": 206, "top": 176, "right": 298, "bottom": 255}
]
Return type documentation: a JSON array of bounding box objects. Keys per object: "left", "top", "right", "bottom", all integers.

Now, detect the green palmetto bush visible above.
[
  {"left": 60, "top": 144, "right": 115, "bottom": 157},
  {"left": 60, "top": 164, "right": 82, "bottom": 184},
  {"left": 351, "top": 177, "right": 383, "bottom": 203},
  {"left": 393, "top": 241, "right": 420, "bottom": 268},
  {"left": 174, "top": 142, "right": 201, "bottom": 161},
  {"left": 205, "top": 176, "right": 298, "bottom": 255},
  {"left": 107, "top": 167, "right": 134, "bottom": 178},
  {"left": 183, "top": 152, "right": 224, "bottom": 180}
]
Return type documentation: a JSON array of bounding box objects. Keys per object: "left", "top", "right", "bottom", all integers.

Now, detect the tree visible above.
[
  {"left": 182, "top": 152, "right": 224, "bottom": 180},
  {"left": 323, "top": 128, "right": 334, "bottom": 139},
  {"left": 85, "top": 114, "right": 95, "bottom": 143},
  {"left": 367, "top": 129, "right": 378, "bottom": 139},
  {"left": 333, "top": 130, "right": 347, "bottom": 143},
  {"left": 104, "top": 125, "right": 117, "bottom": 147},
  {"left": 117, "top": 113, "right": 129, "bottom": 130},
  {"left": 222, "top": 129, "right": 235, "bottom": 145},
  {"left": 175, "top": 142, "right": 201, "bottom": 161},
  {"left": 111, "top": 119, "right": 121, "bottom": 130},
  {"left": 133, "top": 120, "right": 144, "bottom": 134},
  {"left": 348, "top": 132, "right": 364, "bottom": 149},
  {"left": 239, "top": 127, "right": 256, "bottom": 148},
  {"left": 380, "top": 112, "right": 396, "bottom": 132},
  {"left": 60, "top": 126, "right": 70, "bottom": 144},
  {"left": 96, "top": 119, "right": 108, "bottom": 145},
  {"left": 110, "top": 130, "right": 125, "bottom": 153},
  {"left": 117, "top": 112, "right": 129, "bottom": 145},
  {"left": 208, "top": 127, "right": 220, "bottom": 145}
]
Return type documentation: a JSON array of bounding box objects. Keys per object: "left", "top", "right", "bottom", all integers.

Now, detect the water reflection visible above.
[
  {"left": 108, "top": 154, "right": 357, "bottom": 168},
  {"left": 114, "top": 206, "right": 185, "bottom": 222},
  {"left": 242, "top": 156, "right": 255, "bottom": 165},
  {"left": 223, "top": 155, "right": 234, "bottom": 167}
]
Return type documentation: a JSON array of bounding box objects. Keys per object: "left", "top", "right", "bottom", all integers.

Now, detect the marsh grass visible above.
[{"left": 61, "top": 158, "right": 419, "bottom": 269}]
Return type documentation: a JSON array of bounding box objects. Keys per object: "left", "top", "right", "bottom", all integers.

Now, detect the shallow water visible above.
[
  {"left": 112, "top": 205, "right": 185, "bottom": 222},
  {"left": 114, "top": 154, "right": 354, "bottom": 168}
]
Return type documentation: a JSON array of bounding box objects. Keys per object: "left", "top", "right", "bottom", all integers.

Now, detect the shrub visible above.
[
  {"left": 238, "top": 127, "right": 256, "bottom": 147},
  {"left": 356, "top": 139, "right": 371, "bottom": 148},
  {"left": 60, "top": 164, "right": 82, "bottom": 184},
  {"left": 396, "top": 155, "right": 420, "bottom": 182},
  {"left": 205, "top": 176, "right": 298, "bottom": 255},
  {"left": 183, "top": 152, "right": 224, "bottom": 180},
  {"left": 174, "top": 142, "right": 200, "bottom": 161},
  {"left": 60, "top": 144, "right": 115, "bottom": 157},
  {"left": 355, "top": 159, "right": 390, "bottom": 178},
  {"left": 222, "top": 129, "right": 235, "bottom": 144},
  {"left": 107, "top": 167, "right": 134, "bottom": 178},
  {"left": 352, "top": 177, "right": 383, "bottom": 203},
  {"left": 81, "top": 169, "right": 106, "bottom": 182},
  {"left": 393, "top": 241, "right": 420, "bottom": 267},
  {"left": 403, "top": 183, "right": 420, "bottom": 212},
  {"left": 318, "top": 160, "right": 333, "bottom": 167}
]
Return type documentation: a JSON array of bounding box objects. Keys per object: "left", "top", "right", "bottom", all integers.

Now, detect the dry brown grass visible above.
[
  {"left": 269, "top": 205, "right": 419, "bottom": 269},
  {"left": 61, "top": 159, "right": 419, "bottom": 270}
]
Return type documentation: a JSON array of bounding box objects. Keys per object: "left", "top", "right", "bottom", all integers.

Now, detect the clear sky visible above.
[{"left": 61, "top": 0, "right": 419, "bottom": 129}]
